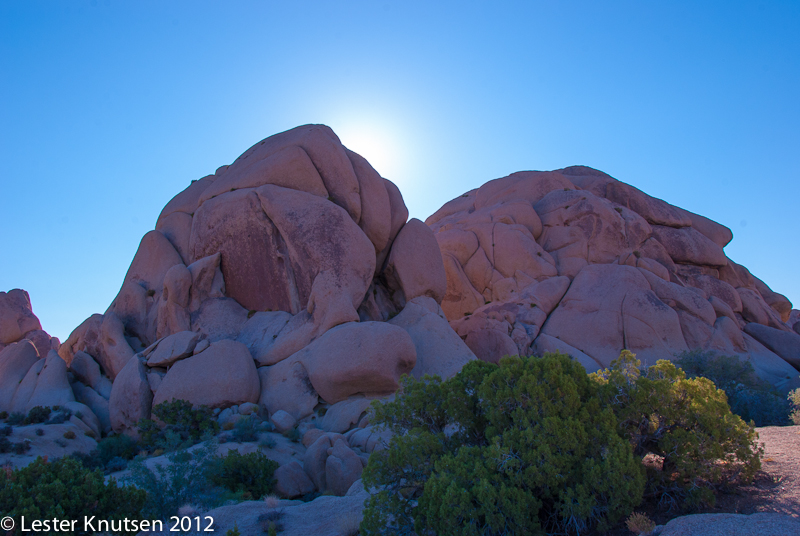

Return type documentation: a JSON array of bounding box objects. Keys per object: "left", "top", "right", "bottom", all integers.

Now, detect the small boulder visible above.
[
  {"left": 270, "top": 409, "right": 297, "bottom": 433},
  {"left": 320, "top": 398, "right": 372, "bottom": 434},
  {"left": 274, "top": 460, "right": 316, "bottom": 498},
  {"left": 325, "top": 438, "right": 363, "bottom": 496},
  {"left": 146, "top": 331, "right": 200, "bottom": 367}
]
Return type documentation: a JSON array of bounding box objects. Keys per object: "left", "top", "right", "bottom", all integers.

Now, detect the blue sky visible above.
[{"left": 1, "top": 1, "right": 798, "bottom": 341}]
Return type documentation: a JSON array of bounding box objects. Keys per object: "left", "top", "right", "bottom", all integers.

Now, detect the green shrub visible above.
[
  {"left": 127, "top": 440, "right": 225, "bottom": 520},
  {"left": 675, "top": 350, "right": 791, "bottom": 426},
  {"left": 7, "top": 412, "right": 24, "bottom": 426},
  {"left": 97, "top": 433, "right": 139, "bottom": 465},
  {"left": 361, "top": 353, "right": 644, "bottom": 536},
  {"left": 64, "top": 430, "right": 76, "bottom": 439},
  {"left": 0, "top": 425, "right": 11, "bottom": 437},
  {"left": 232, "top": 415, "right": 259, "bottom": 443},
  {"left": 0, "top": 411, "right": 8, "bottom": 419},
  {"left": 0, "top": 456, "right": 145, "bottom": 535},
  {"left": 592, "top": 350, "right": 763, "bottom": 508},
  {"left": 23, "top": 406, "right": 52, "bottom": 424},
  {"left": 225, "top": 524, "right": 241, "bottom": 536},
  {"left": 209, "top": 450, "right": 278, "bottom": 500},
  {"left": 284, "top": 426, "right": 300, "bottom": 443},
  {"left": 138, "top": 399, "right": 219, "bottom": 453},
  {"left": 790, "top": 388, "right": 800, "bottom": 425},
  {"left": 45, "top": 407, "right": 72, "bottom": 425}
]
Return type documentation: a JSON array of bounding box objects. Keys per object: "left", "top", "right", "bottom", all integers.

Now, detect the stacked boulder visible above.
[
  {"left": 0, "top": 290, "right": 101, "bottom": 437},
  {"left": 60, "top": 124, "right": 476, "bottom": 438},
  {"left": 427, "top": 166, "right": 800, "bottom": 391}
]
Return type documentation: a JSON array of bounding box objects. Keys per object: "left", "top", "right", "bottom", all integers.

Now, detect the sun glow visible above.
[{"left": 334, "top": 121, "right": 403, "bottom": 181}]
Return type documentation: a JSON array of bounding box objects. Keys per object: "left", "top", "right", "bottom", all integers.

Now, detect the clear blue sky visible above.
[{"left": 1, "top": 1, "right": 798, "bottom": 342}]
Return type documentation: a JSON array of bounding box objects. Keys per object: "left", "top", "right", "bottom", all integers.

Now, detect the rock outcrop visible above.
[
  {"left": 428, "top": 166, "right": 799, "bottom": 391},
  {"left": 61, "top": 124, "right": 476, "bottom": 436}
]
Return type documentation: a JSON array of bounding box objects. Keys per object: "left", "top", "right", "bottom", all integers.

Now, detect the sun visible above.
[{"left": 333, "top": 121, "right": 401, "bottom": 180}]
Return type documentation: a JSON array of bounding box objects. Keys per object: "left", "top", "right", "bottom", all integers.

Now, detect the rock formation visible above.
[
  {"left": 58, "top": 124, "right": 475, "bottom": 442},
  {"left": 427, "top": 166, "right": 799, "bottom": 391}
]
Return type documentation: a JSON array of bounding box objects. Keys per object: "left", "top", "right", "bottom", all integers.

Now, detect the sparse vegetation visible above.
[
  {"left": 63, "top": 430, "right": 76, "bottom": 439},
  {"left": 138, "top": 399, "right": 219, "bottom": 453},
  {"left": 231, "top": 415, "right": 259, "bottom": 443},
  {"left": 790, "top": 388, "right": 800, "bottom": 425},
  {"left": 209, "top": 450, "right": 278, "bottom": 500},
  {"left": 626, "top": 512, "right": 656, "bottom": 535},
  {"left": 6, "top": 412, "right": 24, "bottom": 425},
  {"left": 23, "top": 405, "right": 51, "bottom": 425}
]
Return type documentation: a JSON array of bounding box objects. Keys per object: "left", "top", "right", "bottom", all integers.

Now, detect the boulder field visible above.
[{"left": 2, "top": 124, "right": 800, "bottom": 501}]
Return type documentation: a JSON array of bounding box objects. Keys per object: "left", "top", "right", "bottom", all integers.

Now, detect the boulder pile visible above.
[{"left": 428, "top": 166, "right": 800, "bottom": 391}]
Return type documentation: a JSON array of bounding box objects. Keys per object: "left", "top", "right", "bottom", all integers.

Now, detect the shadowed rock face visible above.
[
  {"left": 428, "top": 165, "right": 799, "bottom": 391},
  {"left": 58, "top": 124, "right": 475, "bottom": 435}
]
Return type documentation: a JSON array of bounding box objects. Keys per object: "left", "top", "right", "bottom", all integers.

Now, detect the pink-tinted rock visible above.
[
  {"left": 286, "top": 321, "right": 416, "bottom": 404},
  {"left": 190, "top": 188, "right": 297, "bottom": 313},
  {"left": 258, "top": 359, "right": 318, "bottom": 421},
  {"left": 256, "top": 184, "right": 375, "bottom": 335},
  {"left": 464, "top": 328, "right": 519, "bottom": 364},
  {"left": 384, "top": 218, "right": 447, "bottom": 305},
  {"left": 72, "top": 382, "right": 112, "bottom": 433},
  {"left": 191, "top": 297, "right": 249, "bottom": 342},
  {"left": 320, "top": 398, "right": 372, "bottom": 434},
  {"left": 22, "top": 329, "right": 58, "bottom": 360},
  {"left": 742, "top": 332, "right": 799, "bottom": 388},
  {"left": 531, "top": 334, "right": 602, "bottom": 373},
  {"left": 237, "top": 310, "right": 292, "bottom": 363},
  {"left": 440, "top": 252, "right": 486, "bottom": 320},
  {"left": 675, "top": 206, "right": 734, "bottom": 248},
  {"left": 155, "top": 211, "right": 193, "bottom": 264},
  {"left": 225, "top": 124, "right": 362, "bottom": 222},
  {"left": 347, "top": 149, "right": 391, "bottom": 253},
  {"left": 303, "top": 433, "right": 344, "bottom": 491},
  {"left": 752, "top": 276, "right": 793, "bottom": 323},
  {"left": 186, "top": 252, "right": 226, "bottom": 312},
  {"left": 474, "top": 170, "right": 575, "bottom": 208},
  {"left": 199, "top": 144, "right": 328, "bottom": 205},
  {"left": 743, "top": 323, "right": 800, "bottom": 370},
  {"left": 0, "top": 340, "right": 39, "bottom": 412},
  {"left": 157, "top": 175, "right": 215, "bottom": 223},
  {"left": 638, "top": 269, "right": 716, "bottom": 326},
  {"left": 325, "top": 438, "right": 363, "bottom": 496},
  {"left": 651, "top": 225, "right": 727, "bottom": 266},
  {"left": 388, "top": 296, "right": 476, "bottom": 379},
  {"left": 586, "top": 177, "right": 692, "bottom": 228},
  {"left": 119, "top": 230, "right": 184, "bottom": 298},
  {"left": 70, "top": 350, "right": 112, "bottom": 398},
  {"left": 0, "top": 289, "right": 42, "bottom": 344},
  {"left": 98, "top": 311, "right": 135, "bottom": 379},
  {"left": 146, "top": 331, "right": 200, "bottom": 367},
  {"left": 274, "top": 460, "right": 316, "bottom": 498},
  {"left": 270, "top": 409, "right": 297, "bottom": 433},
  {"left": 109, "top": 355, "right": 152, "bottom": 436},
  {"left": 738, "top": 288, "right": 789, "bottom": 331},
  {"left": 152, "top": 339, "right": 260, "bottom": 409},
  {"left": 542, "top": 264, "right": 688, "bottom": 367},
  {"left": 59, "top": 314, "right": 103, "bottom": 366}
]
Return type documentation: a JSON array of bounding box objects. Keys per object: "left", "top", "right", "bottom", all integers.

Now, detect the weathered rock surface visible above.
[
  {"left": 428, "top": 166, "right": 798, "bottom": 387},
  {"left": 654, "top": 512, "right": 800, "bottom": 536}
]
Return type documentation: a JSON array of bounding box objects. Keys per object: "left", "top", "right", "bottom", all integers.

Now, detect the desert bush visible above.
[
  {"left": 790, "top": 388, "right": 800, "bottom": 425},
  {"left": 258, "top": 510, "right": 285, "bottom": 534},
  {"left": 675, "top": 350, "right": 791, "bottom": 426},
  {"left": 0, "top": 456, "right": 145, "bottom": 535},
  {"left": 6, "top": 412, "right": 24, "bottom": 425},
  {"left": 127, "top": 440, "right": 225, "bottom": 520},
  {"left": 231, "top": 415, "right": 259, "bottom": 443},
  {"left": 0, "top": 425, "right": 11, "bottom": 437},
  {"left": 64, "top": 430, "right": 76, "bottom": 439},
  {"left": 0, "top": 411, "right": 8, "bottom": 419},
  {"left": 361, "top": 353, "right": 644, "bottom": 536},
  {"left": 625, "top": 512, "right": 655, "bottom": 535},
  {"left": 283, "top": 426, "right": 300, "bottom": 443},
  {"left": 592, "top": 350, "right": 763, "bottom": 508},
  {"left": 138, "top": 399, "right": 219, "bottom": 453},
  {"left": 23, "top": 405, "right": 51, "bottom": 424},
  {"left": 209, "top": 450, "right": 278, "bottom": 500}
]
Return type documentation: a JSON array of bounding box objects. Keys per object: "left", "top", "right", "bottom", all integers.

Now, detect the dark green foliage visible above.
[
  {"left": 6, "top": 412, "right": 24, "bottom": 425},
  {"left": 23, "top": 405, "right": 51, "bottom": 424},
  {"left": 35, "top": 428, "right": 44, "bottom": 436},
  {"left": 790, "top": 388, "right": 800, "bottom": 425},
  {"left": 45, "top": 407, "right": 72, "bottom": 425},
  {"left": 0, "top": 411, "right": 8, "bottom": 419},
  {"left": 64, "top": 430, "right": 76, "bottom": 439},
  {"left": 225, "top": 524, "right": 241, "bottom": 536},
  {"left": 231, "top": 415, "right": 259, "bottom": 442},
  {"left": 12, "top": 439, "right": 32, "bottom": 454},
  {"left": 128, "top": 440, "right": 226, "bottom": 520},
  {"left": 675, "top": 350, "right": 791, "bottom": 426},
  {"left": 0, "top": 456, "right": 145, "bottom": 535},
  {"left": 284, "top": 426, "right": 300, "bottom": 443},
  {"left": 72, "top": 434, "right": 141, "bottom": 473},
  {"left": 0, "top": 425, "right": 11, "bottom": 437},
  {"left": 138, "top": 399, "right": 219, "bottom": 453},
  {"left": 209, "top": 450, "right": 278, "bottom": 500},
  {"left": 361, "top": 353, "right": 645, "bottom": 536},
  {"left": 592, "top": 351, "right": 763, "bottom": 508}
]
